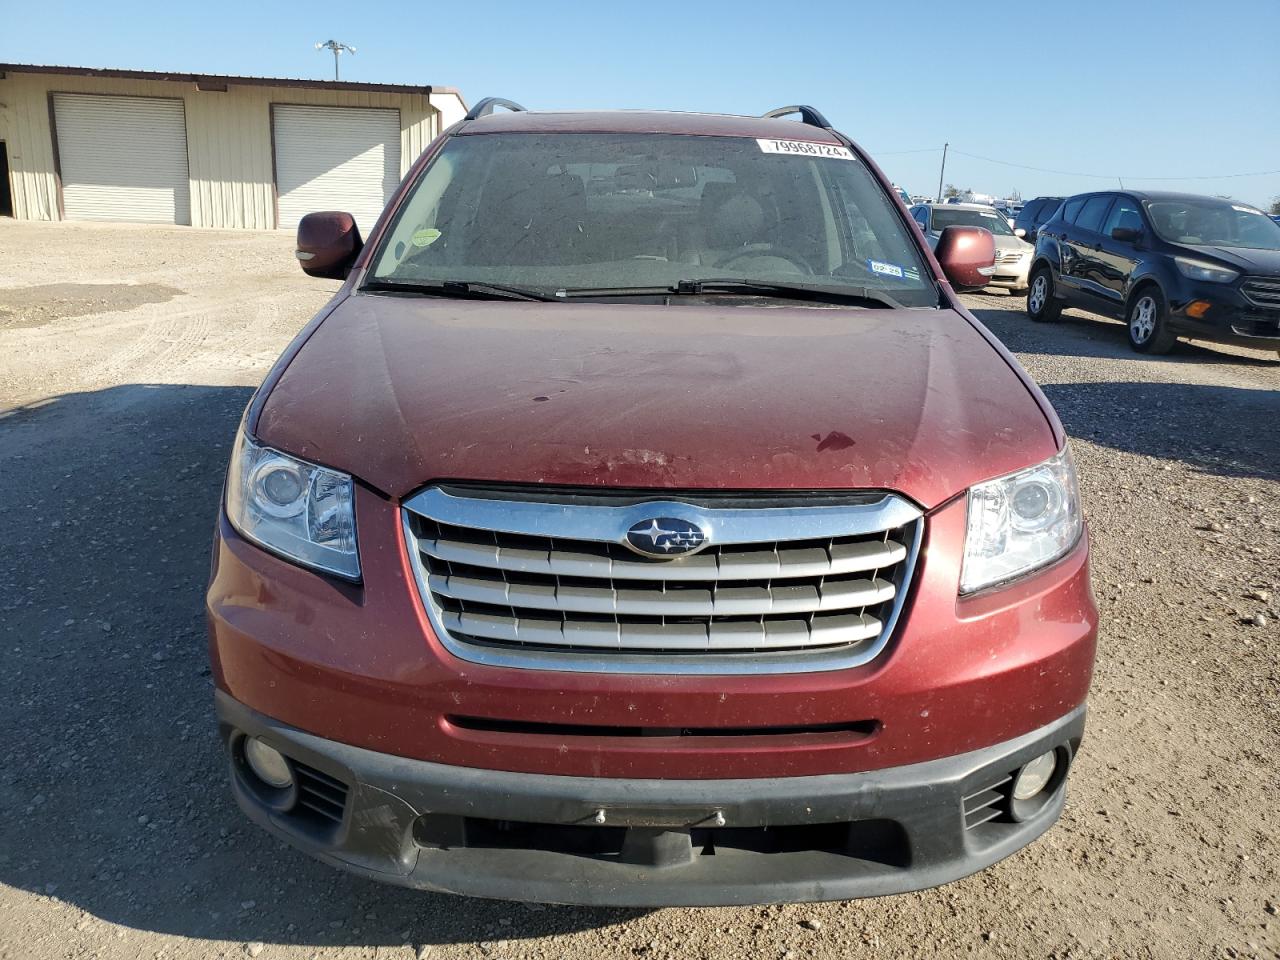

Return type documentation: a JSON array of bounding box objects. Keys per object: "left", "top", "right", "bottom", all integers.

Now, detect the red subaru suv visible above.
[{"left": 207, "top": 101, "right": 1097, "bottom": 906}]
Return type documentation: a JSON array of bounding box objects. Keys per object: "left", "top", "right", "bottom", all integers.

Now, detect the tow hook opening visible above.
[{"left": 412, "top": 814, "right": 911, "bottom": 869}]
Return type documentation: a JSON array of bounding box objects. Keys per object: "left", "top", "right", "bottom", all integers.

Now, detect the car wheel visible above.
[
  {"left": 1026, "top": 268, "right": 1062, "bottom": 322},
  {"left": 1127, "top": 288, "right": 1176, "bottom": 354}
]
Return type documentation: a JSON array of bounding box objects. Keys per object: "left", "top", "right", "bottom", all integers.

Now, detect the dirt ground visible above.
[{"left": 1, "top": 220, "right": 1277, "bottom": 960}]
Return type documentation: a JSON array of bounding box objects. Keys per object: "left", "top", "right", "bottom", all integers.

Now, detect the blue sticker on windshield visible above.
[{"left": 866, "top": 259, "right": 905, "bottom": 279}]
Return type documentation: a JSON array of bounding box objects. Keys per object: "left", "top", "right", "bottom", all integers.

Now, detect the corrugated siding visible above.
[
  {"left": 185, "top": 84, "right": 277, "bottom": 229},
  {"left": 0, "top": 73, "right": 439, "bottom": 228}
]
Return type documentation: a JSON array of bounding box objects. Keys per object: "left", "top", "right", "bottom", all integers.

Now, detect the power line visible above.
[
  {"left": 948, "top": 148, "right": 1280, "bottom": 182},
  {"left": 870, "top": 147, "right": 942, "bottom": 156},
  {"left": 872, "top": 144, "right": 1279, "bottom": 182}
]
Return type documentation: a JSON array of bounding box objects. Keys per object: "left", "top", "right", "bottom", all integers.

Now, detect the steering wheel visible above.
[{"left": 716, "top": 245, "right": 813, "bottom": 275}]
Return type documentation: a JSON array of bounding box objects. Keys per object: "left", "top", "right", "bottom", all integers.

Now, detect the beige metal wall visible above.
[{"left": 0, "top": 72, "right": 446, "bottom": 228}]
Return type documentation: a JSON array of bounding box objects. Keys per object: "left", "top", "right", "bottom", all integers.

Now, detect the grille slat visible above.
[
  {"left": 962, "top": 775, "right": 1014, "bottom": 830},
  {"left": 443, "top": 608, "right": 883, "bottom": 652},
  {"left": 297, "top": 796, "right": 345, "bottom": 821},
  {"left": 427, "top": 571, "right": 895, "bottom": 618},
  {"left": 403, "top": 487, "right": 922, "bottom": 674},
  {"left": 296, "top": 774, "right": 347, "bottom": 807},
  {"left": 293, "top": 764, "right": 350, "bottom": 826},
  {"left": 421, "top": 531, "right": 907, "bottom": 581},
  {"left": 1241, "top": 277, "right": 1280, "bottom": 309}
]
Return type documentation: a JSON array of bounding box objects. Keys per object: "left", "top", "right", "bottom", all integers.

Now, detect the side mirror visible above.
[
  {"left": 296, "top": 212, "right": 363, "bottom": 279},
  {"left": 1111, "top": 226, "right": 1141, "bottom": 243},
  {"left": 1014, "top": 227, "right": 1027, "bottom": 238},
  {"left": 935, "top": 225, "right": 996, "bottom": 290}
]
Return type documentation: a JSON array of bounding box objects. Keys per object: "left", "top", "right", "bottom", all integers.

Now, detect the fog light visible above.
[
  {"left": 1012, "top": 750, "right": 1058, "bottom": 801},
  {"left": 244, "top": 737, "right": 293, "bottom": 789},
  {"left": 1186, "top": 300, "right": 1211, "bottom": 319}
]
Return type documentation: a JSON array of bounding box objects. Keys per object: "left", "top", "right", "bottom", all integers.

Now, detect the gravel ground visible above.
[{"left": 1, "top": 220, "right": 1277, "bottom": 960}]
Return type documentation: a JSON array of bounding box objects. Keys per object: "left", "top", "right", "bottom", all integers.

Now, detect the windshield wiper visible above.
[
  {"left": 362, "top": 278, "right": 558, "bottom": 302},
  {"left": 555, "top": 278, "right": 904, "bottom": 309}
]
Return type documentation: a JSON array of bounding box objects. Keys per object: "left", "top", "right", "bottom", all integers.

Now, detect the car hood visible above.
[
  {"left": 1180, "top": 244, "right": 1280, "bottom": 275},
  {"left": 995, "top": 234, "right": 1033, "bottom": 254},
  {"left": 256, "top": 294, "right": 1058, "bottom": 507},
  {"left": 928, "top": 231, "right": 1030, "bottom": 254}
]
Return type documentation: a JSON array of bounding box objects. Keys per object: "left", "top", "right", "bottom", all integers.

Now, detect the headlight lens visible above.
[
  {"left": 1174, "top": 257, "right": 1238, "bottom": 284},
  {"left": 225, "top": 429, "right": 360, "bottom": 579},
  {"left": 960, "top": 447, "right": 1082, "bottom": 594}
]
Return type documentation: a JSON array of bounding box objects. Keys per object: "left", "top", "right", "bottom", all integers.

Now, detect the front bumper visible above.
[
  {"left": 218, "top": 692, "right": 1085, "bottom": 907},
  {"left": 208, "top": 490, "right": 1097, "bottom": 782},
  {"left": 985, "top": 254, "right": 1031, "bottom": 290},
  {"left": 1168, "top": 278, "right": 1280, "bottom": 345}
]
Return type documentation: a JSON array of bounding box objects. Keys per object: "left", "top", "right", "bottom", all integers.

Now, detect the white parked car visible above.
[{"left": 909, "top": 202, "right": 1034, "bottom": 293}]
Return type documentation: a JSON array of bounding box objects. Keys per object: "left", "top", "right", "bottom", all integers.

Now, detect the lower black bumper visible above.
[
  {"left": 216, "top": 691, "right": 1086, "bottom": 907},
  {"left": 1170, "top": 289, "right": 1280, "bottom": 345}
]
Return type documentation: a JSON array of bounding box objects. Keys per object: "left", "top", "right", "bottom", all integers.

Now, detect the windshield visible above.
[
  {"left": 929, "top": 207, "right": 1015, "bottom": 236},
  {"left": 368, "top": 132, "right": 936, "bottom": 307},
  {"left": 1144, "top": 199, "right": 1280, "bottom": 251}
]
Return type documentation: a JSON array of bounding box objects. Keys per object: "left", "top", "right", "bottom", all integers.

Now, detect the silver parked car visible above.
[{"left": 910, "top": 202, "right": 1034, "bottom": 293}]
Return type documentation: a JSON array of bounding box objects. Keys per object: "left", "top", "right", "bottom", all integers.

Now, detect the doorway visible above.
[{"left": 0, "top": 141, "right": 13, "bottom": 217}]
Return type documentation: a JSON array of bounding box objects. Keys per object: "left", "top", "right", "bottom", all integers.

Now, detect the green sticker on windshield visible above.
[{"left": 412, "top": 228, "right": 442, "bottom": 247}]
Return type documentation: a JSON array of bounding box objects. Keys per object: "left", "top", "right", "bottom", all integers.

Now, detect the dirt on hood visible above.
[{"left": 254, "top": 292, "right": 1059, "bottom": 505}]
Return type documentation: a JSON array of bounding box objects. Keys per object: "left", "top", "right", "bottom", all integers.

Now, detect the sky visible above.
[{"left": 5, "top": 0, "right": 1279, "bottom": 208}]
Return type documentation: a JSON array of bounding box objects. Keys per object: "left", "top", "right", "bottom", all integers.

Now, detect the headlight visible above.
[
  {"left": 1174, "top": 257, "right": 1238, "bottom": 284},
  {"left": 960, "top": 447, "right": 1082, "bottom": 594},
  {"left": 225, "top": 429, "right": 360, "bottom": 579}
]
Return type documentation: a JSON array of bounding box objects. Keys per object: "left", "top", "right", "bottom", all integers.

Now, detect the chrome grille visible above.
[
  {"left": 402, "top": 487, "right": 922, "bottom": 674},
  {"left": 993, "top": 249, "right": 1023, "bottom": 263},
  {"left": 1241, "top": 276, "right": 1280, "bottom": 310}
]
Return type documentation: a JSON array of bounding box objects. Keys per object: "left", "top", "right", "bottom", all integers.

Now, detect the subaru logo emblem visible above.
[{"left": 625, "top": 517, "right": 708, "bottom": 559}]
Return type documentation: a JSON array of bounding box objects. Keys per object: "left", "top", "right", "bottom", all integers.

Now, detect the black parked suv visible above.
[
  {"left": 1027, "top": 191, "right": 1280, "bottom": 354},
  {"left": 1013, "top": 196, "right": 1064, "bottom": 245}
]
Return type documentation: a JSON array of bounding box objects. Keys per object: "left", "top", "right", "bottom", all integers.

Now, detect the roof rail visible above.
[
  {"left": 762, "top": 105, "right": 833, "bottom": 129},
  {"left": 464, "top": 97, "right": 528, "bottom": 121}
]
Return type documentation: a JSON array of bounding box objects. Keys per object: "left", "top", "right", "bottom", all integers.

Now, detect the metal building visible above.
[{"left": 0, "top": 64, "right": 466, "bottom": 232}]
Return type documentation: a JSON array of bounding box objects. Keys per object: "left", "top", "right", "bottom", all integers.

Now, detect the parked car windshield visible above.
[
  {"left": 368, "top": 132, "right": 937, "bottom": 307},
  {"left": 1144, "top": 198, "right": 1280, "bottom": 251},
  {"left": 929, "top": 206, "right": 1015, "bottom": 236}
]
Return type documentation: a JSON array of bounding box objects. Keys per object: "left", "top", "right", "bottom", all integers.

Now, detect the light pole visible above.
[
  {"left": 936, "top": 142, "right": 949, "bottom": 202},
  {"left": 315, "top": 40, "right": 356, "bottom": 80}
]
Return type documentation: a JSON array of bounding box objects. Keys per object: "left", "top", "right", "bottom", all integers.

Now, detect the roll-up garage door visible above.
[
  {"left": 273, "top": 105, "right": 400, "bottom": 233},
  {"left": 53, "top": 94, "right": 191, "bottom": 224}
]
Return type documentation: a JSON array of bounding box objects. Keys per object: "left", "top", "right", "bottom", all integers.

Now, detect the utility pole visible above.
[
  {"left": 315, "top": 40, "right": 356, "bottom": 80},
  {"left": 936, "top": 142, "right": 949, "bottom": 202}
]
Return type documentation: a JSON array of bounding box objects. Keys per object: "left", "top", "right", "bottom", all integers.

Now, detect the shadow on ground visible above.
[
  {"left": 5, "top": 371, "right": 1273, "bottom": 949},
  {"left": 966, "top": 294, "right": 1280, "bottom": 368},
  {"left": 0, "top": 384, "right": 643, "bottom": 949},
  {"left": 1040, "top": 380, "right": 1280, "bottom": 482}
]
